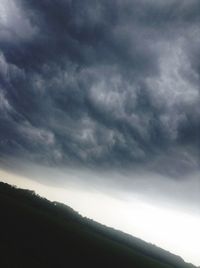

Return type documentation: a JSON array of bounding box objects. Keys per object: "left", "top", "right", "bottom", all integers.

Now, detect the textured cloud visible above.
[{"left": 0, "top": 0, "right": 200, "bottom": 177}]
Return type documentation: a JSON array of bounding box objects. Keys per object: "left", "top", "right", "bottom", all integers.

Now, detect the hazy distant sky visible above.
[{"left": 0, "top": 0, "right": 200, "bottom": 265}]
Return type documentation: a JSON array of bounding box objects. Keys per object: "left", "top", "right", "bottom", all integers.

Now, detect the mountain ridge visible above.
[{"left": 0, "top": 181, "right": 197, "bottom": 268}]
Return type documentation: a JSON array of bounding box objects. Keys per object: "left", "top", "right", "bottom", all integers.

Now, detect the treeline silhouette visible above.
[{"left": 0, "top": 181, "right": 196, "bottom": 268}]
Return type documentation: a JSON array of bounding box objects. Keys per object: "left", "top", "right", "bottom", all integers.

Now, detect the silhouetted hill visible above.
[{"left": 0, "top": 181, "right": 196, "bottom": 268}]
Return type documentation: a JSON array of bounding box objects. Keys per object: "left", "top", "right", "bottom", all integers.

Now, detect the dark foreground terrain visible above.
[{"left": 0, "top": 181, "right": 196, "bottom": 268}]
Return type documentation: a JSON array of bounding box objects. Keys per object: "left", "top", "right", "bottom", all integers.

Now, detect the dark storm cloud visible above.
[{"left": 0, "top": 0, "right": 200, "bottom": 176}]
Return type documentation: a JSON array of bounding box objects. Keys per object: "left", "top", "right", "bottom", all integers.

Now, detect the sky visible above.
[{"left": 0, "top": 0, "right": 200, "bottom": 266}]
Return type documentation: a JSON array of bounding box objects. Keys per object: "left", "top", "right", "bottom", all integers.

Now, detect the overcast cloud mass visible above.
[
  {"left": 0, "top": 0, "right": 200, "bottom": 180},
  {"left": 1, "top": 1, "right": 200, "bottom": 264}
]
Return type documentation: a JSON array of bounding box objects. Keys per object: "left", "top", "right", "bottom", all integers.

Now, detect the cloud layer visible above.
[{"left": 0, "top": 0, "right": 200, "bottom": 177}]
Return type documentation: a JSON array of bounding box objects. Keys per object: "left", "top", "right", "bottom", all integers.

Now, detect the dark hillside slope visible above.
[{"left": 0, "top": 182, "right": 196, "bottom": 268}]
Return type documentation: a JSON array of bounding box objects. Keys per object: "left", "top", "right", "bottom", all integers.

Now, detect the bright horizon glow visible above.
[{"left": 0, "top": 168, "right": 199, "bottom": 266}]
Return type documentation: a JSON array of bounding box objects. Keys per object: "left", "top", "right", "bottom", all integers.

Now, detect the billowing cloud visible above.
[{"left": 0, "top": 0, "right": 200, "bottom": 178}]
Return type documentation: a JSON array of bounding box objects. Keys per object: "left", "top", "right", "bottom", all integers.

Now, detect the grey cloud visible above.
[{"left": 0, "top": 0, "right": 200, "bottom": 178}]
